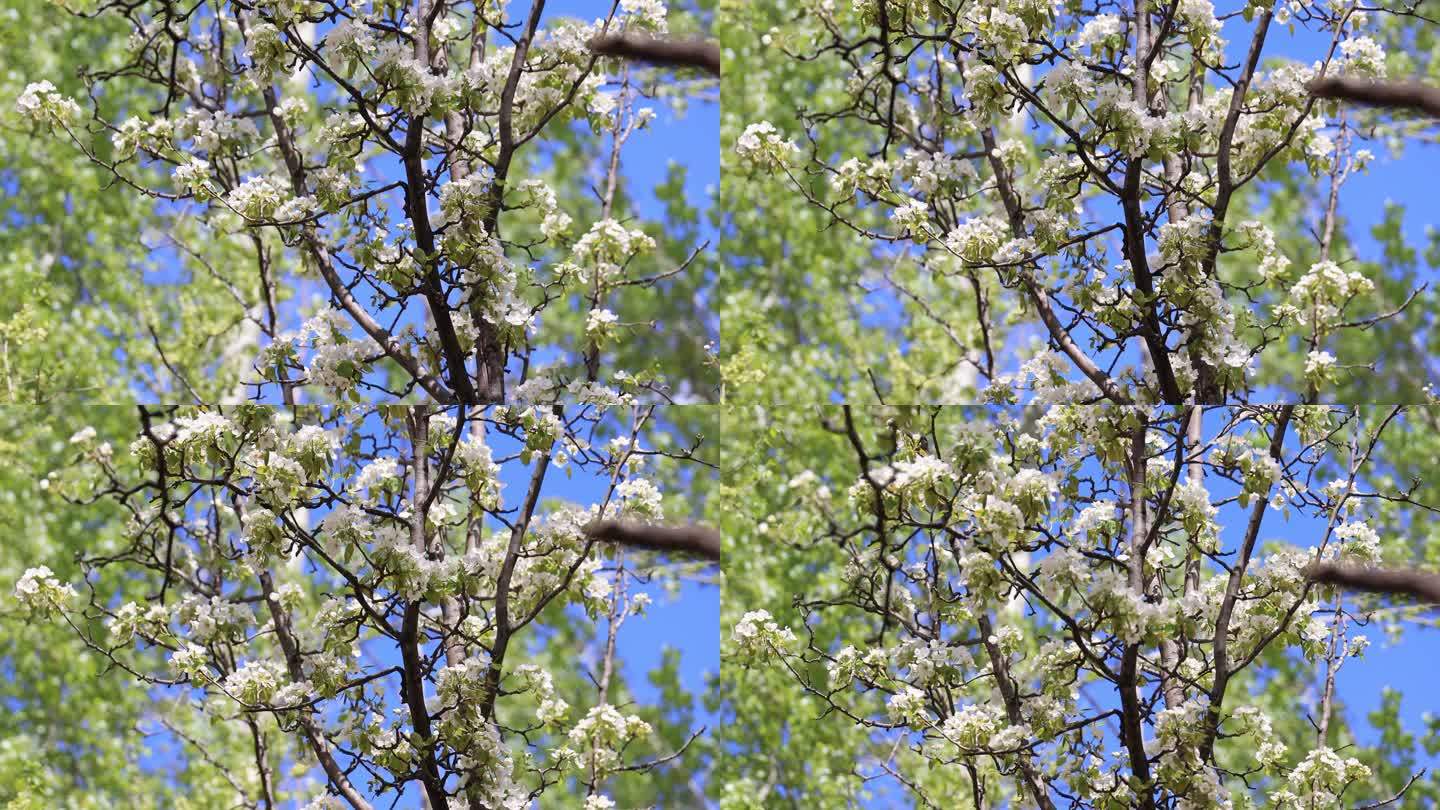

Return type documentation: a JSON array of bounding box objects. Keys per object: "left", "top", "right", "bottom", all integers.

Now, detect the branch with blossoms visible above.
[
  {"left": 15, "top": 0, "right": 715, "bottom": 406},
  {"left": 724, "top": 403, "right": 1437, "bottom": 808},
  {"left": 728, "top": 0, "right": 1432, "bottom": 403},
  {"left": 16, "top": 403, "right": 713, "bottom": 807}
]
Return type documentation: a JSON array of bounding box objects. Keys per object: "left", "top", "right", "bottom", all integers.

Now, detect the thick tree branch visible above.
[
  {"left": 403, "top": 0, "right": 481, "bottom": 407},
  {"left": 479, "top": 446, "right": 552, "bottom": 720},
  {"left": 400, "top": 409, "right": 452, "bottom": 810},
  {"left": 582, "top": 520, "right": 721, "bottom": 561},
  {"left": 1201, "top": 404, "right": 1292, "bottom": 761},
  {"left": 1308, "top": 76, "right": 1440, "bottom": 118},
  {"left": 1306, "top": 562, "right": 1440, "bottom": 604},
  {"left": 588, "top": 33, "right": 720, "bottom": 75}
]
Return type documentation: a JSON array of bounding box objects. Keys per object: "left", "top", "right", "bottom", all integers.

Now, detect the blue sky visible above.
[
  {"left": 126, "top": 0, "right": 718, "bottom": 402},
  {"left": 450, "top": 7, "right": 723, "bottom": 790},
  {"left": 847, "top": 10, "right": 1440, "bottom": 398},
  {"left": 356, "top": 407, "right": 719, "bottom": 807},
  {"left": 1158, "top": 17, "right": 1440, "bottom": 788},
  {"left": 19, "top": 0, "right": 1440, "bottom": 805},
  {"left": 106, "top": 405, "right": 719, "bottom": 807},
  {"left": 806, "top": 24, "right": 1440, "bottom": 778},
  {"left": 345, "top": 2, "right": 723, "bottom": 797},
  {"left": 851, "top": 406, "right": 1440, "bottom": 807},
  {"left": 782, "top": 6, "right": 1440, "bottom": 804},
  {"left": 119, "top": 2, "right": 721, "bottom": 805}
]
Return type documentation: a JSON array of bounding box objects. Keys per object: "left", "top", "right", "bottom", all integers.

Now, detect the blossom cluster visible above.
[
  {"left": 19, "top": 401, "right": 707, "bottom": 806},
  {"left": 736, "top": 0, "right": 1408, "bottom": 404},
  {"left": 729, "top": 404, "right": 1410, "bottom": 806},
  {"left": 15, "top": 0, "right": 712, "bottom": 406}
]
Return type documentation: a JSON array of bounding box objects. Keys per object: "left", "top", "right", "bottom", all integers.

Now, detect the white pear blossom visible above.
[
  {"left": 735, "top": 121, "right": 800, "bottom": 169},
  {"left": 15, "top": 81, "right": 82, "bottom": 129},
  {"left": 14, "top": 566, "right": 75, "bottom": 617},
  {"left": 731, "top": 609, "right": 796, "bottom": 661}
]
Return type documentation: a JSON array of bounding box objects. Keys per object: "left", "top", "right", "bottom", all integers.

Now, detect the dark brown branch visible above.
[
  {"left": 588, "top": 33, "right": 720, "bottom": 76},
  {"left": 1306, "top": 562, "right": 1440, "bottom": 604},
  {"left": 1354, "top": 768, "right": 1427, "bottom": 809},
  {"left": 583, "top": 520, "right": 721, "bottom": 561},
  {"left": 1308, "top": 76, "right": 1440, "bottom": 118}
]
